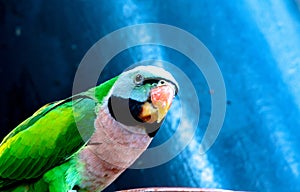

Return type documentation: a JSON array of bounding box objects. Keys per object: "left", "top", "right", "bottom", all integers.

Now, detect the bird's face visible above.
[{"left": 108, "top": 66, "right": 178, "bottom": 137}]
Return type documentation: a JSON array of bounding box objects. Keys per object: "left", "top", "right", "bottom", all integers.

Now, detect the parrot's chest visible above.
[{"left": 76, "top": 104, "right": 151, "bottom": 191}]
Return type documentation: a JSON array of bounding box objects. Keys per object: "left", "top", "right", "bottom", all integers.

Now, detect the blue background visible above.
[{"left": 1, "top": 0, "right": 300, "bottom": 191}]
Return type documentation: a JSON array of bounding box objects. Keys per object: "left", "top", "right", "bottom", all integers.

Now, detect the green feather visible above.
[
  {"left": 0, "top": 76, "right": 118, "bottom": 191},
  {"left": 86, "top": 76, "right": 119, "bottom": 103}
]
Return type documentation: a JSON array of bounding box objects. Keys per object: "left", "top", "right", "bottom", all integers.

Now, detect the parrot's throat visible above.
[
  {"left": 77, "top": 102, "right": 153, "bottom": 191},
  {"left": 108, "top": 95, "right": 161, "bottom": 137}
]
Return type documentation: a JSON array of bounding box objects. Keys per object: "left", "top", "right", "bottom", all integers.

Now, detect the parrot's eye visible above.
[{"left": 134, "top": 74, "right": 144, "bottom": 85}]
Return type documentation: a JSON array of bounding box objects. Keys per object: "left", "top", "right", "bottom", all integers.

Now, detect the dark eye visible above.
[{"left": 134, "top": 74, "right": 144, "bottom": 85}]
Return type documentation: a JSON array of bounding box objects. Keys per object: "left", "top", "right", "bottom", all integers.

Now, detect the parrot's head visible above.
[{"left": 107, "top": 66, "right": 178, "bottom": 137}]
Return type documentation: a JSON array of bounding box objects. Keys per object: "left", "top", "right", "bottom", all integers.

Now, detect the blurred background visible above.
[{"left": 1, "top": 0, "right": 300, "bottom": 191}]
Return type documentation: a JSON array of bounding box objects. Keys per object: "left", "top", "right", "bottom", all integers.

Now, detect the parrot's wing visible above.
[
  {"left": 0, "top": 76, "right": 119, "bottom": 190},
  {"left": 0, "top": 95, "right": 97, "bottom": 189}
]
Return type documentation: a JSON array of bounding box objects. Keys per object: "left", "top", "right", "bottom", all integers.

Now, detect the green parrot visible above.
[{"left": 0, "top": 66, "right": 178, "bottom": 192}]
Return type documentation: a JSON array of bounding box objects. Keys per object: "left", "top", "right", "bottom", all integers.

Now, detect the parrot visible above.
[{"left": 0, "top": 66, "right": 179, "bottom": 192}]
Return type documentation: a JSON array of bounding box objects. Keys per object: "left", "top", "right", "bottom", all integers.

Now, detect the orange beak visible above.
[
  {"left": 151, "top": 84, "right": 175, "bottom": 123},
  {"left": 138, "top": 83, "right": 176, "bottom": 124}
]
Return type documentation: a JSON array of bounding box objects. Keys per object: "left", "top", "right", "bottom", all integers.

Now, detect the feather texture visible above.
[{"left": 0, "top": 77, "right": 119, "bottom": 191}]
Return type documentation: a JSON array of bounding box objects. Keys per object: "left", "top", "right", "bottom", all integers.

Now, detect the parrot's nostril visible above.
[{"left": 158, "top": 80, "right": 166, "bottom": 86}]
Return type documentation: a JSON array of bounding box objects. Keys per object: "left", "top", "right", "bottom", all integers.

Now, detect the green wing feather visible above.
[{"left": 0, "top": 76, "right": 118, "bottom": 190}]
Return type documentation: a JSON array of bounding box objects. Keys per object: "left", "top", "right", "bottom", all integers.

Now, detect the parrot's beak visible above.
[{"left": 139, "top": 83, "right": 176, "bottom": 123}]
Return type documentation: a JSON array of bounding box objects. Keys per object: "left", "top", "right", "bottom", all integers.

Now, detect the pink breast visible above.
[{"left": 78, "top": 106, "right": 152, "bottom": 191}]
